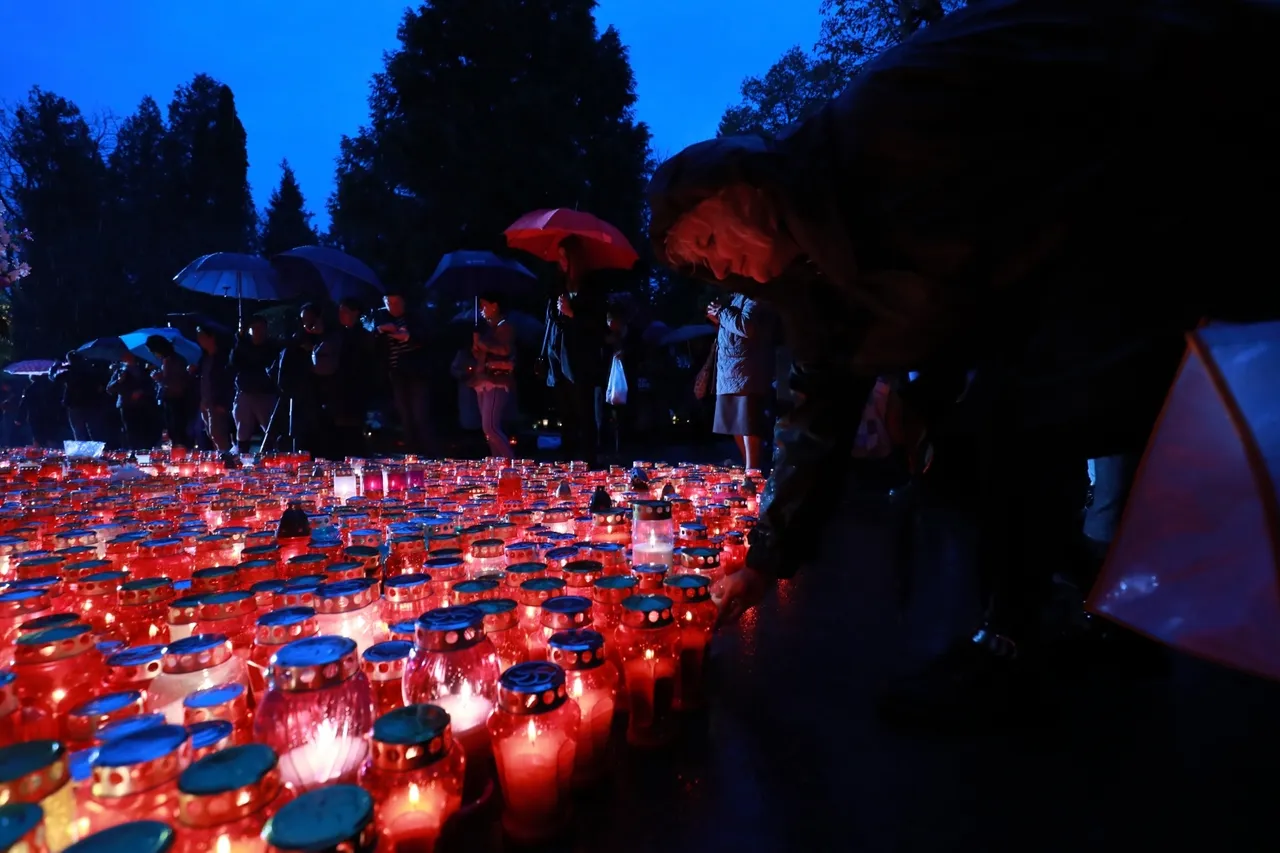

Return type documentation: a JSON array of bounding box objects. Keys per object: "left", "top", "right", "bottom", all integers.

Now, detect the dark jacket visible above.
[
  {"left": 107, "top": 363, "right": 154, "bottom": 410},
  {"left": 52, "top": 359, "right": 102, "bottom": 409},
  {"left": 197, "top": 349, "right": 235, "bottom": 410},
  {"left": 374, "top": 309, "right": 430, "bottom": 377},
  {"left": 332, "top": 324, "right": 374, "bottom": 423},
  {"left": 229, "top": 337, "right": 280, "bottom": 396},
  {"left": 545, "top": 272, "right": 608, "bottom": 388},
  {"left": 648, "top": 0, "right": 1280, "bottom": 576}
]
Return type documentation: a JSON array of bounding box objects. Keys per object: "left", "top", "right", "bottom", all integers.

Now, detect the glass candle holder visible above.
[
  {"left": 537, "top": 596, "right": 593, "bottom": 661},
  {"left": 190, "top": 567, "right": 239, "bottom": 596},
  {"left": 379, "top": 574, "right": 432, "bottom": 634},
  {"left": 187, "top": 719, "right": 236, "bottom": 763},
  {"left": 271, "top": 579, "right": 320, "bottom": 611},
  {"left": 332, "top": 472, "right": 359, "bottom": 505},
  {"left": 360, "top": 640, "right": 412, "bottom": 718},
  {"left": 589, "top": 575, "right": 637, "bottom": 638},
  {"left": 587, "top": 543, "right": 627, "bottom": 576},
  {"left": 542, "top": 547, "right": 580, "bottom": 576},
  {"left": 421, "top": 558, "right": 465, "bottom": 610},
  {"left": 12, "top": 624, "right": 105, "bottom": 740},
  {"left": 248, "top": 607, "right": 317, "bottom": 699},
  {"left": 560, "top": 560, "right": 603, "bottom": 596},
  {"left": 0, "top": 802, "right": 47, "bottom": 853},
  {"left": 588, "top": 509, "right": 628, "bottom": 546},
  {"left": 105, "top": 644, "right": 168, "bottom": 696},
  {"left": 503, "top": 562, "right": 548, "bottom": 597},
  {"left": 117, "top": 578, "right": 175, "bottom": 646},
  {"left": 174, "top": 744, "right": 283, "bottom": 853},
  {"left": 664, "top": 574, "right": 717, "bottom": 711},
  {"left": 0, "top": 741, "right": 76, "bottom": 852},
  {"left": 0, "top": 670, "right": 17, "bottom": 744},
  {"left": 284, "top": 554, "right": 327, "bottom": 581},
  {"left": 82, "top": 724, "right": 191, "bottom": 835},
  {"left": 63, "top": 821, "right": 175, "bottom": 853},
  {"left": 0, "top": 588, "right": 51, "bottom": 666},
  {"left": 359, "top": 705, "right": 464, "bottom": 853},
  {"left": 313, "top": 579, "right": 384, "bottom": 655},
  {"left": 166, "top": 595, "right": 207, "bottom": 644},
  {"left": 466, "top": 539, "right": 505, "bottom": 578},
  {"left": 632, "top": 563, "right": 669, "bottom": 592},
  {"left": 487, "top": 662, "right": 579, "bottom": 843},
  {"left": 133, "top": 538, "right": 191, "bottom": 581},
  {"left": 182, "top": 683, "right": 252, "bottom": 743},
  {"left": 451, "top": 578, "right": 500, "bottom": 607},
  {"left": 261, "top": 784, "right": 376, "bottom": 853},
  {"left": 193, "top": 592, "right": 258, "bottom": 658},
  {"left": 675, "top": 546, "right": 723, "bottom": 585},
  {"left": 148, "top": 635, "right": 249, "bottom": 725},
  {"left": 614, "top": 595, "right": 681, "bottom": 747},
  {"left": 630, "top": 500, "right": 674, "bottom": 567},
  {"left": 66, "top": 691, "right": 147, "bottom": 752},
  {"left": 474, "top": 599, "right": 526, "bottom": 673},
  {"left": 67, "top": 570, "right": 129, "bottom": 643},
  {"left": 516, "top": 578, "right": 566, "bottom": 643},
  {"left": 502, "top": 542, "right": 539, "bottom": 568},
  {"left": 254, "top": 636, "right": 375, "bottom": 792},
  {"left": 547, "top": 629, "right": 618, "bottom": 786}
]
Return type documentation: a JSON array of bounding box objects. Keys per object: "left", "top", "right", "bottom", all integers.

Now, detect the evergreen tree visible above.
[
  {"left": 718, "top": 47, "right": 849, "bottom": 136},
  {"left": 0, "top": 88, "right": 114, "bottom": 355},
  {"left": 260, "top": 160, "right": 319, "bottom": 256},
  {"left": 330, "top": 0, "right": 651, "bottom": 293},
  {"left": 108, "top": 96, "right": 171, "bottom": 307}
]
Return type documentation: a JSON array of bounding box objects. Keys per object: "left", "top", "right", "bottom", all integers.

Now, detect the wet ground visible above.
[{"left": 443, "top": 477, "right": 1280, "bottom": 853}]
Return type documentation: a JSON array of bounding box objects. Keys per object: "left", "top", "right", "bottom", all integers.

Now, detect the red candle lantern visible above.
[
  {"left": 664, "top": 574, "right": 717, "bottom": 710},
  {"left": 379, "top": 574, "right": 432, "bottom": 632},
  {"left": 538, "top": 596, "right": 593, "bottom": 660},
  {"left": 284, "top": 554, "right": 326, "bottom": 581},
  {"left": 63, "top": 558, "right": 112, "bottom": 582},
  {"left": 421, "top": 558, "right": 465, "bottom": 609},
  {"left": 588, "top": 543, "right": 627, "bottom": 576},
  {"left": 402, "top": 607, "right": 500, "bottom": 779},
  {"left": 68, "top": 570, "right": 129, "bottom": 642},
  {"left": 547, "top": 629, "right": 618, "bottom": 785},
  {"left": 360, "top": 640, "right": 412, "bottom": 718},
  {"left": 614, "top": 594, "right": 681, "bottom": 747},
  {"left": 516, "top": 578, "right": 565, "bottom": 661},
  {"left": 502, "top": 562, "right": 548, "bottom": 596},
  {"left": 254, "top": 636, "right": 375, "bottom": 792},
  {"left": 384, "top": 539, "right": 421, "bottom": 578},
  {"left": 193, "top": 592, "right": 258, "bottom": 657},
  {"left": 148, "top": 635, "right": 249, "bottom": 725},
  {"left": 503, "top": 542, "right": 539, "bottom": 567},
  {"left": 450, "top": 578, "right": 500, "bottom": 607},
  {"left": 105, "top": 644, "right": 167, "bottom": 695},
  {"left": 166, "top": 595, "right": 206, "bottom": 643},
  {"left": 81, "top": 724, "right": 191, "bottom": 834},
  {"left": 117, "top": 578, "right": 175, "bottom": 646},
  {"left": 313, "top": 579, "right": 384, "bottom": 655},
  {"left": 0, "top": 669, "right": 18, "bottom": 743},
  {"left": 633, "top": 563, "right": 669, "bottom": 592},
  {"left": 561, "top": 560, "right": 602, "bottom": 595},
  {"left": 193, "top": 536, "right": 237, "bottom": 573},
  {"left": 466, "top": 539, "right": 505, "bottom": 578},
  {"left": 542, "top": 546, "right": 580, "bottom": 575},
  {"left": 0, "top": 741, "right": 76, "bottom": 851},
  {"left": 133, "top": 539, "right": 192, "bottom": 582},
  {"left": 182, "top": 683, "right": 252, "bottom": 743},
  {"left": 66, "top": 691, "right": 147, "bottom": 751},
  {"left": 174, "top": 744, "right": 284, "bottom": 853},
  {"left": 323, "top": 561, "right": 365, "bottom": 584},
  {"left": 262, "top": 784, "right": 375, "bottom": 853},
  {"left": 187, "top": 719, "right": 236, "bottom": 762},
  {"left": 16, "top": 557, "right": 66, "bottom": 583},
  {"left": 11, "top": 624, "right": 104, "bottom": 740},
  {"left": 190, "top": 567, "right": 240, "bottom": 596},
  {"left": 360, "top": 467, "right": 386, "bottom": 500},
  {"left": 341, "top": 546, "right": 381, "bottom": 580},
  {"left": 0, "top": 588, "right": 51, "bottom": 665},
  {"left": 487, "top": 661, "right": 579, "bottom": 842},
  {"left": 589, "top": 575, "right": 637, "bottom": 638},
  {"left": 248, "top": 606, "right": 317, "bottom": 697},
  {"left": 359, "top": 705, "right": 465, "bottom": 853},
  {"left": 0, "top": 803, "right": 47, "bottom": 853},
  {"left": 475, "top": 599, "right": 526, "bottom": 673},
  {"left": 270, "top": 579, "right": 319, "bottom": 611}
]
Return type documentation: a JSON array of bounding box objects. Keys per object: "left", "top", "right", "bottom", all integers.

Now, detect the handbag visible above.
[{"left": 694, "top": 338, "right": 718, "bottom": 400}]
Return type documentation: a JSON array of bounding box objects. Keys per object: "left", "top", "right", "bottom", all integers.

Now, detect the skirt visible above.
[{"left": 713, "top": 393, "right": 770, "bottom": 437}]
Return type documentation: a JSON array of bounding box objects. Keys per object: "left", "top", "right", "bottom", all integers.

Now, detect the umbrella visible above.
[
  {"left": 451, "top": 309, "right": 546, "bottom": 346},
  {"left": 659, "top": 324, "right": 716, "bottom": 347},
  {"left": 504, "top": 208, "right": 639, "bottom": 271},
  {"left": 113, "top": 328, "right": 202, "bottom": 366},
  {"left": 76, "top": 337, "right": 132, "bottom": 363},
  {"left": 1087, "top": 321, "right": 1280, "bottom": 679},
  {"left": 426, "top": 251, "right": 537, "bottom": 301},
  {"left": 272, "top": 246, "right": 384, "bottom": 305},
  {"left": 3, "top": 359, "right": 55, "bottom": 376},
  {"left": 175, "top": 253, "right": 292, "bottom": 322},
  {"left": 642, "top": 320, "right": 671, "bottom": 346}
]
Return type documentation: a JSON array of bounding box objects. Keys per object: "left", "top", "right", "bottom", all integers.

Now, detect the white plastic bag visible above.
[{"left": 606, "top": 353, "right": 629, "bottom": 406}]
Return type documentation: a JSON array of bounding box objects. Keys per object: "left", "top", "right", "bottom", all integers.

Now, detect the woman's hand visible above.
[
  {"left": 712, "top": 566, "right": 773, "bottom": 627},
  {"left": 706, "top": 302, "right": 721, "bottom": 324},
  {"left": 557, "top": 294, "right": 574, "bottom": 318}
]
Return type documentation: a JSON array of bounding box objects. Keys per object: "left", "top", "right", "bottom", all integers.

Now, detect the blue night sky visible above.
[{"left": 1, "top": 0, "right": 821, "bottom": 228}]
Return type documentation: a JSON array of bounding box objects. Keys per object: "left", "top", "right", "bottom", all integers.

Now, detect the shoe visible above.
[{"left": 877, "top": 628, "right": 1035, "bottom": 732}]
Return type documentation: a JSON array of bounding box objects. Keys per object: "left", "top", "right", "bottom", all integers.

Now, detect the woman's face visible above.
[
  {"left": 479, "top": 299, "right": 501, "bottom": 321},
  {"left": 666, "top": 192, "right": 796, "bottom": 283},
  {"left": 557, "top": 247, "right": 571, "bottom": 273}
]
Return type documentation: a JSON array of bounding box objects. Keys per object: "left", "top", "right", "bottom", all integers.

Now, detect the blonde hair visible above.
[{"left": 664, "top": 184, "right": 779, "bottom": 269}]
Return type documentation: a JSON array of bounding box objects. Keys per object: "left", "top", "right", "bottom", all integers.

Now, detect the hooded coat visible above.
[{"left": 648, "top": 0, "right": 1280, "bottom": 576}]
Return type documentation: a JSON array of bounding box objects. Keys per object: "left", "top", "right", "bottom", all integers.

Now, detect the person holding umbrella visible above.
[
  {"left": 106, "top": 353, "right": 157, "bottom": 450},
  {"left": 229, "top": 317, "right": 280, "bottom": 453},
  {"left": 145, "top": 335, "right": 192, "bottom": 448},
  {"left": 545, "top": 236, "right": 609, "bottom": 468},
  {"left": 374, "top": 291, "right": 433, "bottom": 455}
]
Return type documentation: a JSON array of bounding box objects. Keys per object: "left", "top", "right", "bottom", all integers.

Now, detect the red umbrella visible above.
[
  {"left": 1088, "top": 320, "right": 1280, "bottom": 679},
  {"left": 504, "top": 209, "right": 639, "bottom": 271}
]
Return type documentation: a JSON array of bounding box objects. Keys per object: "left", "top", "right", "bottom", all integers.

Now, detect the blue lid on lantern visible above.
[{"left": 263, "top": 784, "right": 374, "bottom": 852}]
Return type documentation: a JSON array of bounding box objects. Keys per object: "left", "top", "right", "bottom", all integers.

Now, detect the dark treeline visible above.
[{"left": 0, "top": 0, "right": 656, "bottom": 360}]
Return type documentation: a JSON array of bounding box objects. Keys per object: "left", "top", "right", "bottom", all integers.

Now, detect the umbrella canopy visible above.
[
  {"left": 426, "top": 251, "right": 537, "bottom": 301},
  {"left": 659, "top": 324, "right": 716, "bottom": 347},
  {"left": 272, "top": 245, "right": 384, "bottom": 305},
  {"left": 642, "top": 320, "right": 671, "bottom": 346},
  {"left": 504, "top": 208, "right": 639, "bottom": 271},
  {"left": 111, "top": 328, "right": 202, "bottom": 366},
  {"left": 175, "top": 253, "right": 292, "bottom": 302},
  {"left": 1088, "top": 321, "right": 1280, "bottom": 680},
  {"left": 451, "top": 308, "right": 546, "bottom": 346},
  {"left": 76, "top": 336, "right": 132, "bottom": 364},
  {"left": 3, "top": 359, "right": 54, "bottom": 376}
]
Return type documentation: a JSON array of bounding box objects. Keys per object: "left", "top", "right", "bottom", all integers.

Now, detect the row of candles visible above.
[{"left": 0, "top": 452, "right": 760, "bottom": 852}]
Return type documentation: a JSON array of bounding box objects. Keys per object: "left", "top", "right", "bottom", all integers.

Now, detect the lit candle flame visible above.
[
  {"left": 526, "top": 718, "right": 537, "bottom": 743},
  {"left": 216, "top": 836, "right": 231, "bottom": 853},
  {"left": 409, "top": 782, "right": 420, "bottom": 804},
  {"left": 643, "top": 649, "right": 654, "bottom": 661}
]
